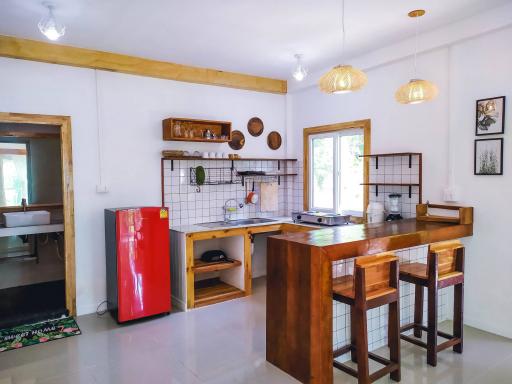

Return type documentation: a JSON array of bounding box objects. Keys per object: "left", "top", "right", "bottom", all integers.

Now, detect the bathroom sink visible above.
[
  {"left": 198, "top": 218, "right": 277, "bottom": 228},
  {"left": 3, "top": 211, "right": 51, "bottom": 227}
]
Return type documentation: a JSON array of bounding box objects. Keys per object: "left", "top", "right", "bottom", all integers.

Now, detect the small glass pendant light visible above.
[
  {"left": 38, "top": 4, "right": 66, "bottom": 41},
  {"left": 395, "top": 10, "right": 438, "bottom": 104},
  {"left": 292, "top": 54, "right": 308, "bottom": 82},
  {"left": 319, "top": 0, "right": 367, "bottom": 94}
]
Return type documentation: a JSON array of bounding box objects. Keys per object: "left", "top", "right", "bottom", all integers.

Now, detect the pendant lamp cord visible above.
[
  {"left": 413, "top": 12, "right": 419, "bottom": 78},
  {"left": 341, "top": 0, "right": 346, "bottom": 62}
]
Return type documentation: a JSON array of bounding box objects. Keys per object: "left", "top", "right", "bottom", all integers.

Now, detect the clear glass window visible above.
[{"left": 309, "top": 128, "right": 364, "bottom": 216}]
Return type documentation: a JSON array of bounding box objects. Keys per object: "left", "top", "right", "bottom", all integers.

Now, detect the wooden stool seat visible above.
[
  {"left": 400, "top": 262, "right": 463, "bottom": 287},
  {"left": 333, "top": 275, "right": 397, "bottom": 304},
  {"left": 398, "top": 240, "right": 465, "bottom": 367},
  {"left": 332, "top": 252, "right": 401, "bottom": 383}
]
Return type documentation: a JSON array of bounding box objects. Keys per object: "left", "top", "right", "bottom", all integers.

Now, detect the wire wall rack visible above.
[{"left": 189, "top": 167, "right": 242, "bottom": 186}]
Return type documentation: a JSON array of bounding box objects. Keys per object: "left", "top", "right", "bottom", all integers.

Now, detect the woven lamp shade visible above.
[
  {"left": 395, "top": 79, "right": 438, "bottom": 104},
  {"left": 318, "top": 65, "right": 368, "bottom": 94}
]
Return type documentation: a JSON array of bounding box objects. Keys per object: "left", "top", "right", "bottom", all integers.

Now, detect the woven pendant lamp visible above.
[
  {"left": 395, "top": 10, "right": 438, "bottom": 104},
  {"left": 319, "top": 0, "right": 367, "bottom": 94}
]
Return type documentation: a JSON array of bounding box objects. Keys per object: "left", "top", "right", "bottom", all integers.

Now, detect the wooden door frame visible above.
[
  {"left": 0, "top": 112, "right": 76, "bottom": 315},
  {"left": 303, "top": 119, "right": 371, "bottom": 219}
]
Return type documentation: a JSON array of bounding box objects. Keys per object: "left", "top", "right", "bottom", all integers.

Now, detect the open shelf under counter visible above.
[
  {"left": 194, "top": 278, "right": 245, "bottom": 308},
  {"left": 193, "top": 259, "right": 242, "bottom": 274}
]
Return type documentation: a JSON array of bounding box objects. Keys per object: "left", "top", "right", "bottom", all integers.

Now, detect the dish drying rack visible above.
[
  {"left": 189, "top": 167, "right": 297, "bottom": 189},
  {"left": 189, "top": 167, "right": 242, "bottom": 186}
]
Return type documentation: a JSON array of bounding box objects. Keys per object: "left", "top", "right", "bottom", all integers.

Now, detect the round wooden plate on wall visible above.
[
  {"left": 247, "top": 117, "right": 264, "bottom": 137},
  {"left": 267, "top": 131, "right": 282, "bottom": 150},
  {"left": 229, "top": 130, "right": 245, "bottom": 150}
]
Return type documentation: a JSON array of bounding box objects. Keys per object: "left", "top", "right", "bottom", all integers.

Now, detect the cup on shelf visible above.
[
  {"left": 209, "top": 152, "right": 216, "bottom": 158},
  {"left": 202, "top": 152, "right": 209, "bottom": 158},
  {"left": 222, "top": 153, "right": 228, "bottom": 159},
  {"left": 215, "top": 152, "right": 222, "bottom": 158}
]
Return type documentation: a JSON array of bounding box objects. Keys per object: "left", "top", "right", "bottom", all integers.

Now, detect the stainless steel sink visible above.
[{"left": 197, "top": 218, "right": 277, "bottom": 228}]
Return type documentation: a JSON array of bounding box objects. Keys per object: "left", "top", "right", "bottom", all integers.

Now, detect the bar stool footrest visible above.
[{"left": 333, "top": 344, "right": 400, "bottom": 383}]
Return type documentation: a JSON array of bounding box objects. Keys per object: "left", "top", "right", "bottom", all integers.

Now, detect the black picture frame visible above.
[
  {"left": 474, "top": 138, "right": 503, "bottom": 175},
  {"left": 475, "top": 96, "right": 506, "bottom": 136}
]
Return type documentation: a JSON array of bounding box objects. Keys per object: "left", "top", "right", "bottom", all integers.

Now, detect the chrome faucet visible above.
[
  {"left": 21, "top": 198, "right": 27, "bottom": 212},
  {"left": 223, "top": 199, "right": 243, "bottom": 222}
]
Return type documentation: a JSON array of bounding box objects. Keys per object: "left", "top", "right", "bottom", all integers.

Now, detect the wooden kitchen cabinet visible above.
[{"left": 170, "top": 222, "right": 318, "bottom": 310}]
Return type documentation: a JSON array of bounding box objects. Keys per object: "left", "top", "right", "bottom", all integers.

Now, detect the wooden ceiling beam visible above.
[{"left": 0, "top": 35, "right": 287, "bottom": 94}]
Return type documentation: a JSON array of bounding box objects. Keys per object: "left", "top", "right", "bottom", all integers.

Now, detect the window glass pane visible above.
[
  {"left": 339, "top": 133, "right": 364, "bottom": 213},
  {"left": 0, "top": 143, "right": 28, "bottom": 206},
  {"left": 312, "top": 136, "right": 334, "bottom": 210}
]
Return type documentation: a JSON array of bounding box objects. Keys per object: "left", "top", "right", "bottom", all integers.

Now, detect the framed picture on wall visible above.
[
  {"left": 476, "top": 96, "right": 506, "bottom": 136},
  {"left": 474, "top": 138, "right": 503, "bottom": 175}
]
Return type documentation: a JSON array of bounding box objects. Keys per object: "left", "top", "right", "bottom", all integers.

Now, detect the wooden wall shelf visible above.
[
  {"left": 360, "top": 152, "right": 421, "bottom": 169},
  {"left": 163, "top": 117, "right": 232, "bottom": 142},
  {"left": 359, "top": 152, "right": 423, "bottom": 202},
  {"left": 360, "top": 183, "right": 420, "bottom": 198}
]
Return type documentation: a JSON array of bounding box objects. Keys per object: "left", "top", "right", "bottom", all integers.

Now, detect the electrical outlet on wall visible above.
[{"left": 96, "top": 184, "right": 109, "bottom": 194}]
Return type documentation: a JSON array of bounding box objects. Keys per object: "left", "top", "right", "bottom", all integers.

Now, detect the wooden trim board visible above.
[
  {"left": 0, "top": 35, "right": 287, "bottom": 94},
  {"left": 303, "top": 119, "right": 371, "bottom": 216},
  {"left": 0, "top": 112, "right": 76, "bottom": 316}
]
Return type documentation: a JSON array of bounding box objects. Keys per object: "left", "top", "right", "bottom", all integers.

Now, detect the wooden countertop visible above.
[{"left": 269, "top": 218, "right": 473, "bottom": 261}]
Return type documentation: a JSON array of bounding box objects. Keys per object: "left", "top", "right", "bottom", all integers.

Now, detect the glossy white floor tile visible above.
[{"left": 1, "top": 278, "right": 511, "bottom": 383}]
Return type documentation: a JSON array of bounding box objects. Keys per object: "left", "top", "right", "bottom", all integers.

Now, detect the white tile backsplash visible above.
[{"left": 163, "top": 159, "right": 301, "bottom": 227}]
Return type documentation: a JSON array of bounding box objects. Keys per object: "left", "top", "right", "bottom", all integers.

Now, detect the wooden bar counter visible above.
[{"left": 266, "top": 218, "right": 473, "bottom": 384}]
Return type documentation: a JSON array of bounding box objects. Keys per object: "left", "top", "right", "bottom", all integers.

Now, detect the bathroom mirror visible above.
[{"left": 0, "top": 123, "right": 62, "bottom": 207}]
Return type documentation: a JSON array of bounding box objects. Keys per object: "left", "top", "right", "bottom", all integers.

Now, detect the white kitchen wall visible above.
[
  {"left": 0, "top": 58, "right": 286, "bottom": 315},
  {"left": 289, "top": 26, "right": 512, "bottom": 338},
  {"left": 448, "top": 27, "right": 512, "bottom": 338}
]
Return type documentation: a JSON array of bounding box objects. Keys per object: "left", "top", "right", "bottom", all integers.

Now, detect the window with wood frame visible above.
[{"left": 304, "top": 120, "right": 370, "bottom": 217}]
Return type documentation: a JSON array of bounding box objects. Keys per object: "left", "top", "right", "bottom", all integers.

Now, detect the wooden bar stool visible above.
[
  {"left": 332, "top": 252, "right": 401, "bottom": 384},
  {"left": 399, "top": 240, "right": 464, "bottom": 367}
]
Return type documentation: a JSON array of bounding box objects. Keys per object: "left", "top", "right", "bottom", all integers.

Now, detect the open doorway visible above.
[{"left": 0, "top": 113, "right": 75, "bottom": 328}]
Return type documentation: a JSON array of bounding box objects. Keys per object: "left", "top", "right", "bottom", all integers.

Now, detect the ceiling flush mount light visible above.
[
  {"left": 38, "top": 3, "right": 65, "bottom": 41},
  {"left": 319, "top": 0, "right": 367, "bottom": 94},
  {"left": 395, "top": 10, "right": 438, "bottom": 104},
  {"left": 292, "top": 54, "right": 308, "bottom": 82}
]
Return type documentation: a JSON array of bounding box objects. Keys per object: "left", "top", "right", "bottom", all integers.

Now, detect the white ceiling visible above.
[{"left": 1, "top": 0, "right": 511, "bottom": 80}]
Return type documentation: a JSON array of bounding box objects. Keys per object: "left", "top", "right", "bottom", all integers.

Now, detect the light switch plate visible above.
[{"left": 96, "top": 184, "right": 109, "bottom": 193}]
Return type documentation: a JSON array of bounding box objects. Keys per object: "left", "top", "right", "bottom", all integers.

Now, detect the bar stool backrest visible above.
[
  {"left": 428, "top": 240, "right": 464, "bottom": 276},
  {"left": 354, "top": 253, "right": 399, "bottom": 298}
]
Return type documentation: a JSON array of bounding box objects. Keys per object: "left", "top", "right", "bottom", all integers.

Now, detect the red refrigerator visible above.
[{"left": 105, "top": 207, "right": 171, "bottom": 323}]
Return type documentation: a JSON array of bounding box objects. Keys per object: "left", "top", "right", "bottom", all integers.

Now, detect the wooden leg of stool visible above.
[
  {"left": 355, "top": 307, "right": 370, "bottom": 384},
  {"left": 389, "top": 301, "right": 401, "bottom": 382},
  {"left": 414, "top": 285, "right": 424, "bottom": 338},
  {"left": 453, "top": 283, "right": 464, "bottom": 353},
  {"left": 427, "top": 285, "right": 438, "bottom": 367},
  {"left": 350, "top": 306, "right": 358, "bottom": 363}
]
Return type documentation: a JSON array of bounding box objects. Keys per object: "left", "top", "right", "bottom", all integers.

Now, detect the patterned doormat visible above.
[{"left": 0, "top": 316, "right": 81, "bottom": 353}]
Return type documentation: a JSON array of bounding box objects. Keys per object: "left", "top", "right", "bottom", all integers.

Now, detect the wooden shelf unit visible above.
[
  {"left": 194, "top": 278, "right": 245, "bottom": 308},
  {"left": 193, "top": 259, "right": 242, "bottom": 274},
  {"left": 359, "top": 152, "right": 423, "bottom": 201},
  {"left": 163, "top": 117, "right": 232, "bottom": 143}
]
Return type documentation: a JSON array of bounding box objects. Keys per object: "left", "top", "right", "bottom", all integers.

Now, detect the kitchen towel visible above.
[{"left": 260, "top": 182, "right": 278, "bottom": 212}]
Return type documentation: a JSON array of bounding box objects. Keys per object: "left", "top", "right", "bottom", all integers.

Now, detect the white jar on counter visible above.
[{"left": 367, "top": 202, "right": 385, "bottom": 223}]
